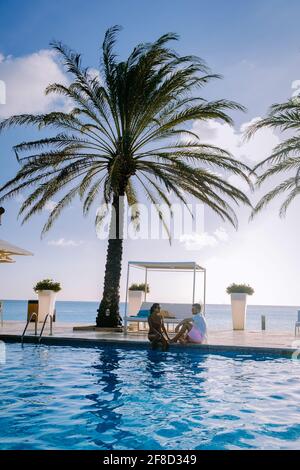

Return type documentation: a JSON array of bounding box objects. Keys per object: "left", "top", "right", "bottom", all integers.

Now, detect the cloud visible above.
[
  {"left": 44, "top": 200, "right": 57, "bottom": 212},
  {"left": 190, "top": 117, "right": 280, "bottom": 165},
  {"left": 0, "top": 79, "right": 5, "bottom": 105},
  {"left": 292, "top": 79, "right": 300, "bottom": 97},
  {"left": 47, "top": 238, "right": 84, "bottom": 247},
  {"left": 87, "top": 68, "right": 102, "bottom": 82},
  {"left": 14, "top": 196, "right": 59, "bottom": 213},
  {"left": 180, "top": 227, "right": 229, "bottom": 251},
  {"left": 0, "top": 49, "right": 69, "bottom": 118},
  {"left": 214, "top": 227, "right": 229, "bottom": 242}
]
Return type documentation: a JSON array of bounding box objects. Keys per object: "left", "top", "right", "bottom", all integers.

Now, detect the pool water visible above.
[{"left": 0, "top": 342, "right": 299, "bottom": 450}]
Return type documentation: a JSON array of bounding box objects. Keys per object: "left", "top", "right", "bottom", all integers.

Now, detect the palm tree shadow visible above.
[{"left": 85, "top": 346, "right": 131, "bottom": 448}]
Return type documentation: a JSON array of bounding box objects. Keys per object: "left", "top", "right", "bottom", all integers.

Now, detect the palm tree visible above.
[
  {"left": 0, "top": 26, "right": 251, "bottom": 327},
  {"left": 246, "top": 95, "right": 300, "bottom": 217}
]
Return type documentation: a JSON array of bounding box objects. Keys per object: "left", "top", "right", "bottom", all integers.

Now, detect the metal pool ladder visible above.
[
  {"left": 21, "top": 312, "right": 38, "bottom": 344},
  {"left": 38, "top": 314, "right": 53, "bottom": 343}
]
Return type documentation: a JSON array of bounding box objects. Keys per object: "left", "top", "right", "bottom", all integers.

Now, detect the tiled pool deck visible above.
[{"left": 1, "top": 321, "right": 300, "bottom": 356}]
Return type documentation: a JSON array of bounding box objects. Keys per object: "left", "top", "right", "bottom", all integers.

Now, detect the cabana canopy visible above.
[{"left": 127, "top": 261, "right": 205, "bottom": 271}]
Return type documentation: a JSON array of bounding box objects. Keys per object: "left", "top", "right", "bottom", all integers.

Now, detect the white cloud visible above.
[
  {"left": 44, "top": 200, "right": 57, "bottom": 212},
  {"left": 214, "top": 227, "right": 229, "bottom": 242},
  {"left": 291, "top": 79, "right": 300, "bottom": 97},
  {"left": 14, "top": 196, "right": 58, "bottom": 212},
  {"left": 180, "top": 227, "right": 229, "bottom": 251},
  {"left": 180, "top": 232, "right": 218, "bottom": 250},
  {"left": 190, "top": 117, "right": 280, "bottom": 164},
  {"left": 87, "top": 68, "right": 102, "bottom": 82},
  {"left": 47, "top": 238, "right": 84, "bottom": 247},
  {"left": 0, "top": 49, "right": 69, "bottom": 118}
]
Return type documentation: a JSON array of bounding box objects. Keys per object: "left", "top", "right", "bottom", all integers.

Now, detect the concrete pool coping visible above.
[
  {"left": 0, "top": 334, "right": 298, "bottom": 357},
  {"left": 0, "top": 321, "right": 299, "bottom": 357}
]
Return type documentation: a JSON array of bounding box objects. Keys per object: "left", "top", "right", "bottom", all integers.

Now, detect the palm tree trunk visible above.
[{"left": 96, "top": 194, "right": 124, "bottom": 327}]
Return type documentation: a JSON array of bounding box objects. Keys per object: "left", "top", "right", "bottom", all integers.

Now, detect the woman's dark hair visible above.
[{"left": 150, "top": 303, "right": 160, "bottom": 315}]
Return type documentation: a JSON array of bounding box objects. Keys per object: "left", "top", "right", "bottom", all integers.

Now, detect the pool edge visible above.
[{"left": 0, "top": 333, "right": 297, "bottom": 358}]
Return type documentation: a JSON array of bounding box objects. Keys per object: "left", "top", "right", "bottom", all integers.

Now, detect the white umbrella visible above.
[
  {"left": 0, "top": 239, "right": 33, "bottom": 257},
  {"left": 0, "top": 238, "right": 32, "bottom": 326}
]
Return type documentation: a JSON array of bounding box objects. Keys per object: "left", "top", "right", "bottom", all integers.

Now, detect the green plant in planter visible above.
[
  {"left": 34, "top": 279, "right": 62, "bottom": 293},
  {"left": 226, "top": 283, "right": 254, "bottom": 295},
  {"left": 129, "top": 283, "right": 150, "bottom": 293}
]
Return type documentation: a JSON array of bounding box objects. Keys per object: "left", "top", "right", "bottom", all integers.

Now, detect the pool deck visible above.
[{"left": 0, "top": 321, "right": 300, "bottom": 356}]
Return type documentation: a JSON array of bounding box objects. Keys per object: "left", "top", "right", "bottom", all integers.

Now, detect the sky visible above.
[{"left": 1, "top": 0, "right": 300, "bottom": 306}]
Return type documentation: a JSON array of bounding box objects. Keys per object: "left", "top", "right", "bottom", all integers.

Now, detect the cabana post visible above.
[{"left": 144, "top": 268, "right": 148, "bottom": 302}]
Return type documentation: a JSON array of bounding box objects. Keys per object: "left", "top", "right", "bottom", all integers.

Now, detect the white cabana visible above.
[{"left": 124, "top": 261, "right": 206, "bottom": 333}]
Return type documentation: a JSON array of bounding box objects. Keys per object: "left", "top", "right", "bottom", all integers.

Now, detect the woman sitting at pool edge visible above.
[
  {"left": 148, "top": 303, "right": 170, "bottom": 350},
  {"left": 170, "top": 303, "right": 207, "bottom": 344}
]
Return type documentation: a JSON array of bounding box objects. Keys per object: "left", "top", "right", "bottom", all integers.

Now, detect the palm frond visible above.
[
  {"left": 0, "top": 26, "right": 249, "bottom": 234},
  {"left": 247, "top": 93, "right": 300, "bottom": 216}
]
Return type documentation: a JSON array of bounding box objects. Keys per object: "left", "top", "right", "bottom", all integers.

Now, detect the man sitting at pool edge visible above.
[{"left": 170, "top": 303, "right": 207, "bottom": 344}]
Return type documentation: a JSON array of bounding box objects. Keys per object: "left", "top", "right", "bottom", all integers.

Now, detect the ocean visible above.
[{"left": 0, "top": 300, "right": 299, "bottom": 331}]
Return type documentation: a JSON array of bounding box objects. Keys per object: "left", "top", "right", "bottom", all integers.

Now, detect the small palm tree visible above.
[
  {"left": 246, "top": 95, "right": 300, "bottom": 216},
  {"left": 0, "top": 27, "right": 252, "bottom": 327}
]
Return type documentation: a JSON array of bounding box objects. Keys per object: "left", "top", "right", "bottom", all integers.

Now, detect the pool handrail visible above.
[
  {"left": 38, "top": 314, "right": 53, "bottom": 343},
  {"left": 21, "top": 312, "right": 38, "bottom": 344}
]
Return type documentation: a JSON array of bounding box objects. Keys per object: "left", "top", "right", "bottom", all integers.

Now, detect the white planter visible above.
[
  {"left": 128, "top": 290, "right": 144, "bottom": 316},
  {"left": 231, "top": 293, "right": 247, "bottom": 330},
  {"left": 37, "top": 290, "right": 57, "bottom": 323}
]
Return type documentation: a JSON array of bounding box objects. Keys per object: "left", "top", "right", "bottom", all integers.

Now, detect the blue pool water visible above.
[{"left": 0, "top": 342, "right": 299, "bottom": 450}]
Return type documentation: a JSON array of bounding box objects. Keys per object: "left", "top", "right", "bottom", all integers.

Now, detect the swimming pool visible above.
[{"left": 0, "top": 342, "right": 299, "bottom": 450}]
